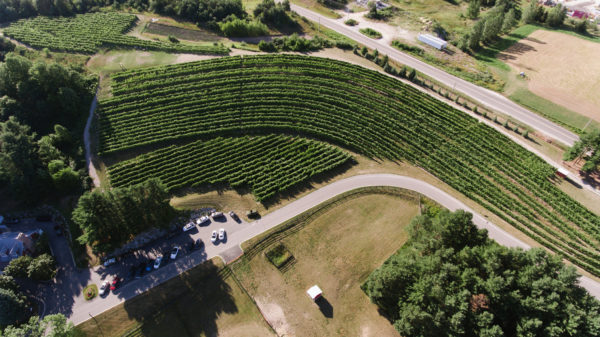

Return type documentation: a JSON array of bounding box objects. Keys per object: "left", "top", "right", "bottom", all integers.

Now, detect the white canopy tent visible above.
[{"left": 307, "top": 285, "right": 323, "bottom": 301}]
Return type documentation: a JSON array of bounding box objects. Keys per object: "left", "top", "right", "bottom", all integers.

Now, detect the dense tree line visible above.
[
  {"left": 0, "top": 54, "right": 96, "bottom": 204},
  {"left": 564, "top": 129, "right": 600, "bottom": 175},
  {"left": 0, "top": 38, "right": 15, "bottom": 62},
  {"left": 72, "top": 178, "right": 176, "bottom": 254},
  {"left": 362, "top": 209, "right": 600, "bottom": 337},
  {"left": 0, "top": 314, "right": 74, "bottom": 336}
]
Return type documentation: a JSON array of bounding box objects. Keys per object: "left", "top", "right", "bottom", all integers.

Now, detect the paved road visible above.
[
  {"left": 70, "top": 174, "right": 600, "bottom": 325},
  {"left": 288, "top": 3, "right": 580, "bottom": 147},
  {"left": 83, "top": 90, "right": 100, "bottom": 187}
]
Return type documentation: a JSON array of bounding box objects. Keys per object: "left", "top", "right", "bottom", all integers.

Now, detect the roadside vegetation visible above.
[
  {"left": 364, "top": 209, "right": 600, "bottom": 336},
  {"left": 359, "top": 27, "right": 382, "bottom": 39}
]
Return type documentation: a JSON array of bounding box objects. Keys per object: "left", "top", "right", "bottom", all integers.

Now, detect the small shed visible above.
[
  {"left": 556, "top": 167, "right": 570, "bottom": 179},
  {"left": 307, "top": 285, "right": 323, "bottom": 301},
  {"left": 418, "top": 34, "right": 447, "bottom": 50}
]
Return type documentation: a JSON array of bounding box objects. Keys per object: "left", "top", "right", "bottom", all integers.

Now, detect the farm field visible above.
[
  {"left": 231, "top": 192, "right": 419, "bottom": 336},
  {"left": 107, "top": 135, "right": 352, "bottom": 201},
  {"left": 96, "top": 54, "right": 600, "bottom": 278},
  {"left": 3, "top": 12, "right": 229, "bottom": 55},
  {"left": 498, "top": 29, "right": 600, "bottom": 126},
  {"left": 76, "top": 259, "right": 274, "bottom": 337}
]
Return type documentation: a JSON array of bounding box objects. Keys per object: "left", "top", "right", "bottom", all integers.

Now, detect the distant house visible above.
[
  {"left": 572, "top": 10, "right": 588, "bottom": 19},
  {"left": 0, "top": 231, "right": 38, "bottom": 263}
]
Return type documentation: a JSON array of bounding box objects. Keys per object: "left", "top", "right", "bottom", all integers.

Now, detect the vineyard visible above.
[
  {"left": 108, "top": 135, "right": 351, "bottom": 201},
  {"left": 97, "top": 54, "right": 600, "bottom": 277},
  {"left": 3, "top": 12, "right": 229, "bottom": 55}
]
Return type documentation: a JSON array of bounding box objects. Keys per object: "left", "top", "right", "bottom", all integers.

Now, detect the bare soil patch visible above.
[{"left": 498, "top": 30, "right": 600, "bottom": 121}]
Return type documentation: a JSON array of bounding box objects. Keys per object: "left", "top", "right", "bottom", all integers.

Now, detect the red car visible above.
[{"left": 110, "top": 277, "right": 121, "bottom": 290}]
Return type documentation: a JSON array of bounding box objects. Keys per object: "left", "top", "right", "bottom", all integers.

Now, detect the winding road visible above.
[
  {"left": 71, "top": 174, "right": 600, "bottom": 325},
  {"left": 288, "top": 3, "right": 580, "bottom": 147}
]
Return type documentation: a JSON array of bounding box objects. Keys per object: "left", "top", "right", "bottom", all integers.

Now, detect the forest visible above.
[{"left": 362, "top": 209, "right": 600, "bottom": 337}]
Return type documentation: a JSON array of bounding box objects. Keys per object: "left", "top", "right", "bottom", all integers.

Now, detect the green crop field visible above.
[
  {"left": 108, "top": 135, "right": 351, "bottom": 201},
  {"left": 3, "top": 12, "right": 229, "bottom": 55},
  {"left": 98, "top": 54, "right": 600, "bottom": 277}
]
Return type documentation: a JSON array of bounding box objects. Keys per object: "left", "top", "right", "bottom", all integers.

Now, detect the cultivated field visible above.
[
  {"left": 97, "top": 54, "right": 600, "bottom": 277},
  {"left": 498, "top": 30, "right": 600, "bottom": 122},
  {"left": 231, "top": 192, "right": 419, "bottom": 336}
]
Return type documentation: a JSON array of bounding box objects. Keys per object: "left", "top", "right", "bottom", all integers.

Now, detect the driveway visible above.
[{"left": 65, "top": 174, "right": 600, "bottom": 325}]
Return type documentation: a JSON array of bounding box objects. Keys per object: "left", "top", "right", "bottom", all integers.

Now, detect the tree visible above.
[
  {"left": 407, "top": 68, "right": 416, "bottom": 81},
  {"left": 197, "top": 0, "right": 246, "bottom": 30},
  {"left": 3, "top": 255, "right": 33, "bottom": 278},
  {"left": 0, "top": 117, "right": 46, "bottom": 201},
  {"left": 547, "top": 4, "right": 566, "bottom": 27},
  {"left": 522, "top": 0, "right": 542, "bottom": 24},
  {"left": 467, "top": 0, "right": 481, "bottom": 19},
  {"left": 253, "top": 0, "right": 292, "bottom": 27},
  {"left": 564, "top": 129, "right": 600, "bottom": 173},
  {"left": 1, "top": 314, "right": 75, "bottom": 337},
  {"left": 469, "top": 19, "right": 485, "bottom": 50},
  {"left": 73, "top": 178, "right": 175, "bottom": 253},
  {"left": 0, "top": 288, "right": 29, "bottom": 326},
  {"left": 362, "top": 210, "right": 600, "bottom": 337},
  {"left": 482, "top": 7, "right": 504, "bottom": 42},
  {"left": 27, "top": 254, "right": 56, "bottom": 281},
  {"left": 0, "top": 275, "right": 18, "bottom": 292},
  {"left": 575, "top": 19, "right": 587, "bottom": 33},
  {"left": 501, "top": 8, "right": 516, "bottom": 32}
]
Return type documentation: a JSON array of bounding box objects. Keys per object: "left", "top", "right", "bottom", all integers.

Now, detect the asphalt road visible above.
[
  {"left": 70, "top": 174, "right": 600, "bottom": 325},
  {"left": 288, "top": 3, "right": 580, "bottom": 147}
]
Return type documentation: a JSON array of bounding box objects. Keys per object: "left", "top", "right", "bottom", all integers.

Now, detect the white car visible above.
[
  {"left": 154, "top": 255, "right": 163, "bottom": 269},
  {"left": 170, "top": 246, "right": 180, "bottom": 260},
  {"left": 211, "top": 211, "right": 224, "bottom": 219},
  {"left": 196, "top": 216, "right": 209, "bottom": 226},
  {"left": 218, "top": 228, "right": 226, "bottom": 240},
  {"left": 103, "top": 258, "right": 116, "bottom": 267},
  {"left": 182, "top": 222, "right": 195, "bottom": 232},
  {"left": 211, "top": 230, "right": 218, "bottom": 243},
  {"left": 99, "top": 281, "right": 110, "bottom": 296}
]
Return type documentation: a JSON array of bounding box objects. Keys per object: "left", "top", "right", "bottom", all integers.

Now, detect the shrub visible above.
[
  {"left": 219, "top": 17, "right": 269, "bottom": 37},
  {"left": 399, "top": 66, "right": 407, "bottom": 78},
  {"left": 27, "top": 254, "right": 56, "bottom": 281},
  {"left": 258, "top": 40, "right": 277, "bottom": 52},
  {"left": 391, "top": 40, "right": 424, "bottom": 55},
  {"left": 359, "top": 28, "right": 382, "bottom": 39},
  {"left": 167, "top": 35, "right": 179, "bottom": 43},
  {"left": 265, "top": 243, "right": 293, "bottom": 268},
  {"left": 335, "top": 40, "right": 354, "bottom": 50},
  {"left": 360, "top": 46, "right": 368, "bottom": 56},
  {"left": 83, "top": 284, "right": 98, "bottom": 300},
  {"left": 345, "top": 18, "right": 358, "bottom": 26},
  {"left": 0, "top": 275, "right": 18, "bottom": 292},
  {"left": 4, "top": 256, "right": 32, "bottom": 278},
  {"left": 407, "top": 68, "right": 416, "bottom": 81}
]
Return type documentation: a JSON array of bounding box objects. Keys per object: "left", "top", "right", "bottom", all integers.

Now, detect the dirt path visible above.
[{"left": 84, "top": 89, "right": 100, "bottom": 188}]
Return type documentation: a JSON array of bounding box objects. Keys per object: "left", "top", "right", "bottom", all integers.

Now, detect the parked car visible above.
[
  {"left": 170, "top": 246, "right": 180, "bottom": 260},
  {"left": 211, "top": 211, "right": 224, "bottom": 219},
  {"left": 229, "top": 211, "right": 240, "bottom": 222},
  {"left": 218, "top": 228, "right": 226, "bottom": 240},
  {"left": 154, "top": 255, "right": 163, "bottom": 269},
  {"left": 183, "top": 222, "right": 195, "bottom": 232},
  {"left": 110, "top": 277, "right": 121, "bottom": 290},
  {"left": 211, "top": 230, "right": 218, "bottom": 243},
  {"left": 103, "top": 258, "right": 116, "bottom": 267},
  {"left": 145, "top": 260, "right": 154, "bottom": 272},
  {"left": 135, "top": 265, "right": 144, "bottom": 279},
  {"left": 194, "top": 239, "right": 204, "bottom": 250},
  {"left": 99, "top": 281, "right": 110, "bottom": 296},
  {"left": 196, "top": 216, "right": 210, "bottom": 226},
  {"left": 53, "top": 224, "right": 63, "bottom": 236}
]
